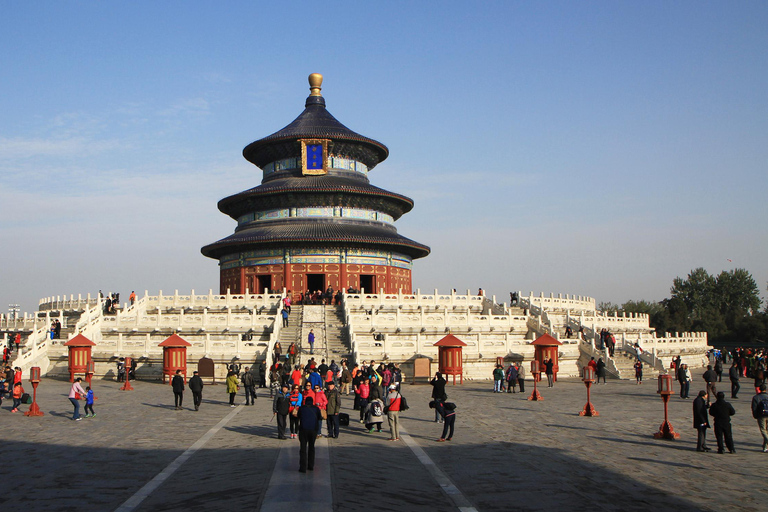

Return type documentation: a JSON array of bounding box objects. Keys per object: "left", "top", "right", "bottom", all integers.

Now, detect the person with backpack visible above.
[
  {"left": 325, "top": 381, "right": 341, "bottom": 438},
  {"left": 364, "top": 396, "right": 385, "bottom": 433},
  {"left": 430, "top": 399, "right": 456, "bottom": 441},
  {"left": 273, "top": 384, "right": 291, "bottom": 440},
  {"left": 751, "top": 384, "right": 768, "bottom": 452},
  {"left": 385, "top": 384, "right": 403, "bottom": 441},
  {"left": 242, "top": 367, "right": 257, "bottom": 405}
]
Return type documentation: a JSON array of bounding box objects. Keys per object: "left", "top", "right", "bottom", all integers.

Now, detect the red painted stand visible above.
[
  {"left": 654, "top": 374, "right": 679, "bottom": 439},
  {"left": 120, "top": 356, "right": 134, "bottom": 391},
  {"left": 24, "top": 367, "right": 44, "bottom": 417},
  {"left": 579, "top": 367, "right": 599, "bottom": 416},
  {"left": 653, "top": 394, "right": 680, "bottom": 439}
]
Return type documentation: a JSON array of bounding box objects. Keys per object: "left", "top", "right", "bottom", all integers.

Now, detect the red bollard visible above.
[
  {"left": 579, "top": 366, "right": 599, "bottom": 416},
  {"left": 654, "top": 374, "right": 680, "bottom": 439},
  {"left": 24, "top": 366, "right": 44, "bottom": 417},
  {"left": 120, "top": 356, "right": 134, "bottom": 391}
]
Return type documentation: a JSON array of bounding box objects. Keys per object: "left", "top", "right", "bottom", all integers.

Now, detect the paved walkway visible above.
[{"left": 2, "top": 371, "right": 767, "bottom": 511}]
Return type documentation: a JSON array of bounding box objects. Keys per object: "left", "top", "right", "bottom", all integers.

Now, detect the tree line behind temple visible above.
[{"left": 599, "top": 268, "right": 767, "bottom": 346}]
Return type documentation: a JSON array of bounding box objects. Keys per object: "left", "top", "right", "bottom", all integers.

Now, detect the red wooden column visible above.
[{"left": 64, "top": 334, "right": 96, "bottom": 382}]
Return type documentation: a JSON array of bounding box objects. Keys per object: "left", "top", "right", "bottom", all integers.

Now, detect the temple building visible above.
[{"left": 201, "top": 74, "right": 430, "bottom": 295}]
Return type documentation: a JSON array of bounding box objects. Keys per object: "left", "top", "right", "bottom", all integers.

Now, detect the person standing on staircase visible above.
[
  {"left": 129, "top": 291, "right": 136, "bottom": 305},
  {"left": 308, "top": 329, "right": 315, "bottom": 355},
  {"left": 282, "top": 308, "right": 289, "bottom": 328},
  {"left": 288, "top": 342, "right": 297, "bottom": 366}
]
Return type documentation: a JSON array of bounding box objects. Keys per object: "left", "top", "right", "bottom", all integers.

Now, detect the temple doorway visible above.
[
  {"left": 307, "top": 274, "right": 325, "bottom": 293},
  {"left": 360, "top": 274, "right": 375, "bottom": 294},
  {"left": 257, "top": 275, "right": 271, "bottom": 294}
]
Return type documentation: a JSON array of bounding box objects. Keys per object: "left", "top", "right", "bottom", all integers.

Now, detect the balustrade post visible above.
[{"left": 117, "top": 332, "right": 123, "bottom": 355}]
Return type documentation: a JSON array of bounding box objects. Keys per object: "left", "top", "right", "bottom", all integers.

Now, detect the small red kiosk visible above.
[
  {"left": 159, "top": 333, "right": 191, "bottom": 384},
  {"left": 433, "top": 334, "right": 467, "bottom": 385},
  {"left": 64, "top": 334, "right": 96, "bottom": 382},
  {"left": 531, "top": 333, "right": 562, "bottom": 382}
]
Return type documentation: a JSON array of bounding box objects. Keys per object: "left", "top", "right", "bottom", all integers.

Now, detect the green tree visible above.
[{"left": 670, "top": 267, "right": 716, "bottom": 322}]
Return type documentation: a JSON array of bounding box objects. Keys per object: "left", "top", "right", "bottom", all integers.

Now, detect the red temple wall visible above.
[{"left": 220, "top": 264, "right": 412, "bottom": 294}]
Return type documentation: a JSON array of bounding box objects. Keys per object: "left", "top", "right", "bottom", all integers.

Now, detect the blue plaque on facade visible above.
[{"left": 306, "top": 144, "right": 323, "bottom": 169}]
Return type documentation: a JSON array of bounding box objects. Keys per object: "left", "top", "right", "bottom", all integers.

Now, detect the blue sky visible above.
[{"left": 1, "top": 2, "right": 766, "bottom": 313}]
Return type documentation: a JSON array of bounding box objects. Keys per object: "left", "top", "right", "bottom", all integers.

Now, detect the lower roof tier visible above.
[
  {"left": 201, "top": 220, "right": 430, "bottom": 260},
  {"left": 217, "top": 176, "right": 414, "bottom": 221}
]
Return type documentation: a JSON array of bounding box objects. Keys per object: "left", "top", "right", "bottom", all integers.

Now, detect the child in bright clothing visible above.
[{"left": 85, "top": 386, "right": 95, "bottom": 417}]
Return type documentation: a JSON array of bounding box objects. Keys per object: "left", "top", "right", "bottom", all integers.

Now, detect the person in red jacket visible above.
[
  {"left": 356, "top": 380, "right": 370, "bottom": 423},
  {"left": 291, "top": 366, "right": 303, "bottom": 388},
  {"left": 11, "top": 381, "right": 24, "bottom": 413}
]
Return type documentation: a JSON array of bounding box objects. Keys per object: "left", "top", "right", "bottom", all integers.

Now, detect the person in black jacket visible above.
[
  {"left": 703, "top": 365, "right": 718, "bottom": 403},
  {"left": 430, "top": 372, "right": 447, "bottom": 423},
  {"left": 189, "top": 371, "right": 204, "bottom": 411},
  {"left": 272, "top": 384, "right": 290, "bottom": 440},
  {"left": 171, "top": 370, "right": 185, "bottom": 410},
  {"left": 692, "top": 390, "right": 711, "bottom": 452},
  {"left": 709, "top": 392, "right": 736, "bottom": 454},
  {"left": 729, "top": 362, "right": 741, "bottom": 399},
  {"left": 297, "top": 396, "right": 322, "bottom": 472}
]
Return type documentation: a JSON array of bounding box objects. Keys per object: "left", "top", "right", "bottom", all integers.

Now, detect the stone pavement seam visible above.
[
  {"left": 399, "top": 426, "right": 478, "bottom": 512},
  {"left": 113, "top": 404, "right": 244, "bottom": 512},
  {"left": 260, "top": 436, "right": 332, "bottom": 512}
]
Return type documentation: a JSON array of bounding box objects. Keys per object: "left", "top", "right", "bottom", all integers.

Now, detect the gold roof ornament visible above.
[{"left": 309, "top": 73, "right": 323, "bottom": 97}]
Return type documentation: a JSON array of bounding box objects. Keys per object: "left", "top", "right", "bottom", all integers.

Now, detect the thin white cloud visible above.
[{"left": 0, "top": 136, "right": 122, "bottom": 160}]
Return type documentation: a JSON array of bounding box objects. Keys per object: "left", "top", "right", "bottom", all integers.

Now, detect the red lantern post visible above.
[
  {"left": 579, "top": 366, "right": 599, "bottom": 416},
  {"left": 120, "top": 357, "right": 134, "bottom": 391},
  {"left": 653, "top": 374, "right": 679, "bottom": 439},
  {"left": 24, "top": 366, "right": 44, "bottom": 417},
  {"left": 86, "top": 359, "right": 95, "bottom": 387},
  {"left": 528, "top": 359, "right": 543, "bottom": 401}
]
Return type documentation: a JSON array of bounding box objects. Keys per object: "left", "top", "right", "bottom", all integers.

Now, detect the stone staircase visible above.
[
  {"left": 278, "top": 305, "right": 303, "bottom": 354},
  {"left": 610, "top": 352, "right": 661, "bottom": 380},
  {"left": 323, "top": 305, "right": 350, "bottom": 361}
]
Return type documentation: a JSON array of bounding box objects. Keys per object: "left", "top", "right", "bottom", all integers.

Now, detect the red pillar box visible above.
[
  {"left": 654, "top": 374, "right": 680, "bottom": 440},
  {"left": 64, "top": 334, "right": 96, "bottom": 382},
  {"left": 24, "top": 366, "right": 44, "bottom": 417},
  {"left": 528, "top": 359, "right": 543, "bottom": 401},
  {"left": 531, "top": 333, "right": 562, "bottom": 382},
  {"left": 120, "top": 356, "right": 134, "bottom": 391},
  {"left": 580, "top": 366, "right": 599, "bottom": 417},
  {"left": 433, "top": 334, "right": 467, "bottom": 385},
  {"left": 159, "top": 334, "right": 191, "bottom": 384}
]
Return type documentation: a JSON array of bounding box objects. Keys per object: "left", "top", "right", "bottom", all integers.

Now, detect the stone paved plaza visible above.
[{"left": 2, "top": 369, "right": 766, "bottom": 511}]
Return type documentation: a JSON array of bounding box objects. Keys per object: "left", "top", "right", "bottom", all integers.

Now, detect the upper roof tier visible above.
[{"left": 242, "top": 74, "right": 389, "bottom": 170}]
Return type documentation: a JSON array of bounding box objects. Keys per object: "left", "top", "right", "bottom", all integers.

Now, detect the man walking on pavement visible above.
[
  {"left": 189, "top": 370, "right": 204, "bottom": 411},
  {"left": 172, "top": 369, "right": 185, "bottom": 410},
  {"left": 750, "top": 384, "right": 768, "bottom": 453},
  {"left": 730, "top": 361, "right": 741, "bottom": 399},
  {"left": 242, "top": 366, "right": 257, "bottom": 405}
]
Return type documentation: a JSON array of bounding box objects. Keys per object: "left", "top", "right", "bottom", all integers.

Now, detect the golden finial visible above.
[{"left": 309, "top": 73, "right": 323, "bottom": 97}]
